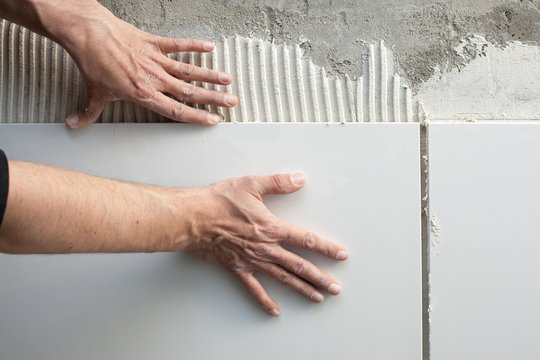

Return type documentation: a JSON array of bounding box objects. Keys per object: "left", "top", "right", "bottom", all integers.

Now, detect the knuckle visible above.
[
  {"left": 154, "top": 38, "right": 165, "bottom": 53},
  {"left": 181, "top": 63, "right": 194, "bottom": 77},
  {"left": 171, "top": 103, "right": 186, "bottom": 121},
  {"left": 163, "top": 38, "right": 181, "bottom": 52},
  {"left": 277, "top": 271, "right": 290, "bottom": 285},
  {"left": 302, "top": 232, "right": 316, "bottom": 250},
  {"left": 81, "top": 106, "right": 93, "bottom": 119},
  {"left": 261, "top": 223, "right": 284, "bottom": 240},
  {"left": 252, "top": 223, "right": 264, "bottom": 239},
  {"left": 133, "top": 80, "right": 154, "bottom": 101},
  {"left": 271, "top": 174, "right": 288, "bottom": 190},
  {"left": 224, "top": 260, "right": 237, "bottom": 273},
  {"left": 223, "top": 253, "right": 248, "bottom": 273},
  {"left": 293, "top": 259, "right": 305, "bottom": 274},
  {"left": 239, "top": 238, "right": 250, "bottom": 251},
  {"left": 253, "top": 243, "right": 273, "bottom": 258},
  {"left": 180, "top": 84, "right": 196, "bottom": 101},
  {"left": 225, "top": 261, "right": 243, "bottom": 274},
  {"left": 243, "top": 175, "right": 258, "bottom": 188},
  {"left": 318, "top": 276, "right": 329, "bottom": 289}
]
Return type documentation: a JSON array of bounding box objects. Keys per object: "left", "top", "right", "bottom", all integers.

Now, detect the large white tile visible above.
[
  {"left": 429, "top": 123, "right": 540, "bottom": 360},
  {"left": 0, "top": 123, "right": 421, "bottom": 360}
]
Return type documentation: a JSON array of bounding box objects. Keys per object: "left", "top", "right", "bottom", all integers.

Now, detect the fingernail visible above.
[
  {"left": 270, "top": 308, "right": 280, "bottom": 317},
  {"left": 336, "top": 250, "right": 348, "bottom": 260},
  {"left": 328, "top": 283, "right": 341, "bottom": 295},
  {"left": 207, "top": 113, "right": 220, "bottom": 124},
  {"left": 311, "top": 292, "right": 324, "bottom": 303},
  {"left": 224, "top": 94, "right": 237, "bottom": 106},
  {"left": 219, "top": 72, "right": 231, "bottom": 83},
  {"left": 203, "top": 41, "right": 214, "bottom": 50},
  {"left": 65, "top": 114, "right": 79, "bottom": 128},
  {"left": 291, "top": 173, "right": 306, "bottom": 186}
]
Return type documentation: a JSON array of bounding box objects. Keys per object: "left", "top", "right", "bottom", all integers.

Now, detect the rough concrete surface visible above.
[
  {"left": 101, "top": 0, "right": 540, "bottom": 89},
  {"left": 419, "top": 37, "right": 540, "bottom": 120}
]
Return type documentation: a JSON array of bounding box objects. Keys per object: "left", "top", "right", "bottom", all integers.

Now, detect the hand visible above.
[
  {"left": 184, "top": 174, "right": 349, "bottom": 316},
  {"left": 60, "top": 2, "right": 237, "bottom": 128}
]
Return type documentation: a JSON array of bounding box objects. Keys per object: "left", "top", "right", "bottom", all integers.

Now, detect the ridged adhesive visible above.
[{"left": 0, "top": 21, "right": 420, "bottom": 123}]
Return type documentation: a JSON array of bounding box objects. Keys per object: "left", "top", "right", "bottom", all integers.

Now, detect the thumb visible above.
[
  {"left": 251, "top": 173, "right": 306, "bottom": 195},
  {"left": 65, "top": 96, "right": 106, "bottom": 129}
]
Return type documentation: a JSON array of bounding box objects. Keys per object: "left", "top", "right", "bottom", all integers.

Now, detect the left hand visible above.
[{"left": 181, "top": 173, "right": 349, "bottom": 316}]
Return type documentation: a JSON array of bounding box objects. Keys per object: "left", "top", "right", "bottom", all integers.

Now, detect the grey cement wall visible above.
[
  {"left": 2, "top": 0, "right": 539, "bottom": 123},
  {"left": 101, "top": 0, "right": 540, "bottom": 90}
]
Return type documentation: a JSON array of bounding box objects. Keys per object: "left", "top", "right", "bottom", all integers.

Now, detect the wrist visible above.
[
  {"left": 159, "top": 187, "right": 206, "bottom": 252},
  {"left": 31, "top": 0, "right": 113, "bottom": 55}
]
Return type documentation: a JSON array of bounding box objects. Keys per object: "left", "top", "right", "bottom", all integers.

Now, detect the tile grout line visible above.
[{"left": 420, "top": 121, "right": 431, "bottom": 360}]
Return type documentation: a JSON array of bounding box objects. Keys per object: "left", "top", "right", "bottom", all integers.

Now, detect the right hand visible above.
[
  {"left": 183, "top": 174, "right": 349, "bottom": 316},
  {"left": 59, "top": 1, "right": 237, "bottom": 128}
]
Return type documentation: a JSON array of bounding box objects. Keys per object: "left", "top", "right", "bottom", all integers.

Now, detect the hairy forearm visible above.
[{"left": 0, "top": 161, "right": 194, "bottom": 254}]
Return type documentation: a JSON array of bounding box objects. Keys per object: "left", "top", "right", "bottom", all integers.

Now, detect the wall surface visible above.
[
  {"left": 1, "top": 0, "right": 539, "bottom": 123},
  {"left": 1, "top": 1, "right": 540, "bottom": 359},
  {"left": 97, "top": 0, "right": 540, "bottom": 120},
  {"left": 100, "top": 0, "right": 540, "bottom": 87}
]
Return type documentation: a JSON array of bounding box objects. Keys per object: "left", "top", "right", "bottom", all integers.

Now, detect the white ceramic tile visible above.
[
  {"left": 429, "top": 123, "right": 540, "bottom": 360},
  {"left": 0, "top": 123, "right": 421, "bottom": 360}
]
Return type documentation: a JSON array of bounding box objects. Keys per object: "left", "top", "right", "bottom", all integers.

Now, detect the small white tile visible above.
[{"left": 429, "top": 123, "right": 540, "bottom": 360}]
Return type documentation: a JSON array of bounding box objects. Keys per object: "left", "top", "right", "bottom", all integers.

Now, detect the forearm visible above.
[
  {"left": 0, "top": 160, "right": 194, "bottom": 254},
  {"left": 0, "top": 0, "right": 113, "bottom": 52}
]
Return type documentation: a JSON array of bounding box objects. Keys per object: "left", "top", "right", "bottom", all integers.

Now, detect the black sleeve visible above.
[{"left": 0, "top": 149, "right": 9, "bottom": 229}]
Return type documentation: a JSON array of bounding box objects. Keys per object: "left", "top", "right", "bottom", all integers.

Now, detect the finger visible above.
[
  {"left": 142, "top": 92, "right": 220, "bottom": 125},
  {"left": 164, "top": 78, "right": 238, "bottom": 107},
  {"left": 248, "top": 173, "right": 306, "bottom": 196},
  {"left": 235, "top": 271, "right": 280, "bottom": 316},
  {"left": 157, "top": 37, "right": 215, "bottom": 54},
  {"left": 65, "top": 95, "right": 106, "bottom": 129},
  {"left": 256, "top": 262, "right": 325, "bottom": 303},
  {"left": 161, "top": 57, "right": 233, "bottom": 85},
  {"left": 279, "top": 222, "right": 348, "bottom": 261},
  {"left": 275, "top": 249, "right": 342, "bottom": 296}
]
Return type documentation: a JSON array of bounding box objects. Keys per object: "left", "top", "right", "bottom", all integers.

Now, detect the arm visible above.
[
  {"left": 0, "top": 0, "right": 238, "bottom": 127},
  {"left": 0, "top": 161, "right": 348, "bottom": 316},
  {"left": 0, "top": 160, "right": 189, "bottom": 253}
]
